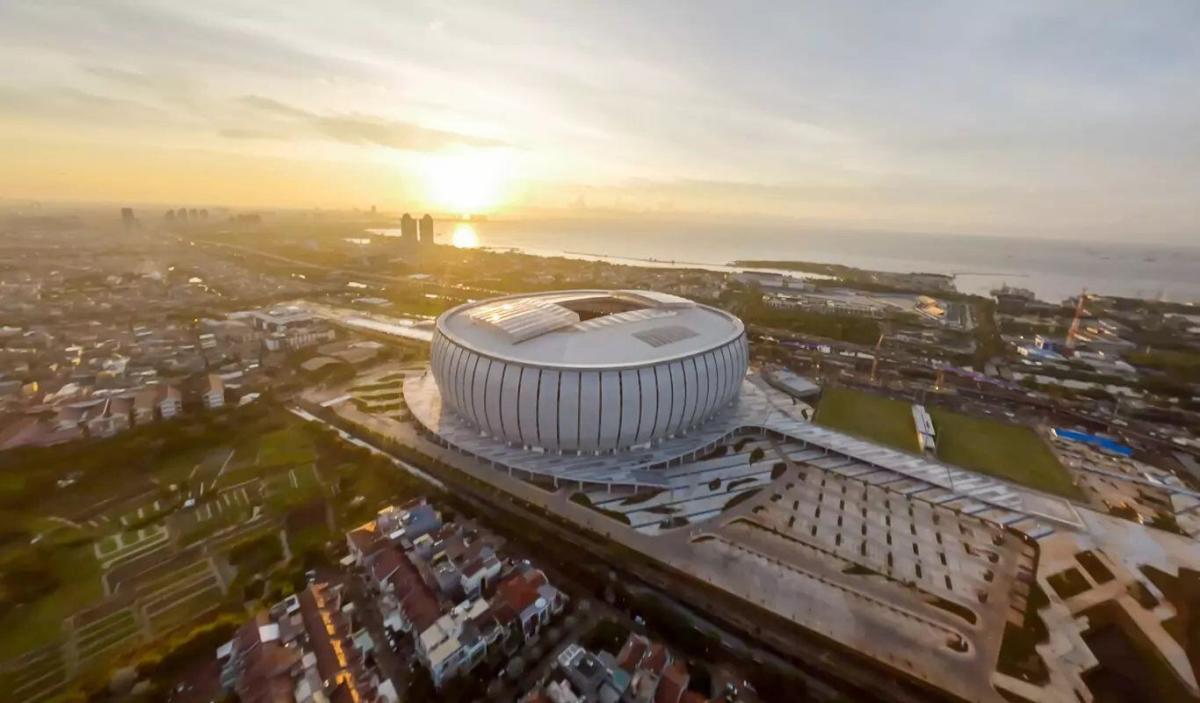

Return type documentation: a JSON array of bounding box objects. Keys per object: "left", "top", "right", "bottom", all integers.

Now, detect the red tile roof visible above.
[
  {"left": 369, "top": 547, "right": 406, "bottom": 584},
  {"left": 654, "top": 661, "right": 689, "bottom": 703},
  {"left": 347, "top": 525, "right": 382, "bottom": 555},
  {"left": 642, "top": 642, "right": 670, "bottom": 675},
  {"left": 493, "top": 568, "right": 548, "bottom": 619},
  {"left": 386, "top": 549, "right": 441, "bottom": 632},
  {"left": 616, "top": 634, "right": 649, "bottom": 671},
  {"left": 298, "top": 587, "right": 346, "bottom": 682}
]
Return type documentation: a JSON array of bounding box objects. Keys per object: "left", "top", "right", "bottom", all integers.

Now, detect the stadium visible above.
[{"left": 428, "top": 289, "right": 748, "bottom": 453}]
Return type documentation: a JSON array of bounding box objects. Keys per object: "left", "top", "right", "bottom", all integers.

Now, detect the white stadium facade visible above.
[
  {"left": 404, "top": 287, "right": 1076, "bottom": 549},
  {"left": 428, "top": 289, "right": 748, "bottom": 453}
]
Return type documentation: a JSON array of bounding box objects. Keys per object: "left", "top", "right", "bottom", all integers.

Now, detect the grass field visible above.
[
  {"left": 928, "top": 408, "right": 1082, "bottom": 500},
  {"left": 255, "top": 427, "right": 316, "bottom": 466},
  {"left": 0, "top": 545, "right": 103, "bottom": 659},
  {"left": 0, "top": 409, "right": 333, "bottom": 675},
  {"left": 263, "top": 464, "right": 323, "bottom": 511},
  {"left": 814, "top": 387, "right": 921, "bottom": 453},
  {"left": 814, "top": 387, "right": 1081, "bottom": 500}
]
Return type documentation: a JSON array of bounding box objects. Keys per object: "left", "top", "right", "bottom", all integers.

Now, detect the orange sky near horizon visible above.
[{"left": 0, "top": 2, "right": 1197, "bottom": 241}]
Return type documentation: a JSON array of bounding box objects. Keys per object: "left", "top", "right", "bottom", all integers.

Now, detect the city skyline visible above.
[{"left": 0, "top": 1, "right": 1198, "bottom": 242}]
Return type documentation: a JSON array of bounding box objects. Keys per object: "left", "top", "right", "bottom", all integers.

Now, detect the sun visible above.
[{"left": 422, "top": 148, "right": 511, "bottom": 216}]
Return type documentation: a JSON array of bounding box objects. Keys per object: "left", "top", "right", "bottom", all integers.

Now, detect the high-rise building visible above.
[
  {"left": 120, "top": 208, "right": 137, "bottom": 231},
  {"left": 400, "top": 213, "right": 417, "bottom": 242},
  {"left": 419, "top": 214, "right": 434, "bottom": 245}
]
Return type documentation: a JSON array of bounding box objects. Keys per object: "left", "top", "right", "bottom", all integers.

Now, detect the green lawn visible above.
[
  {"left": 814, "top": 387, "right": 1081, "bottom": 501},
  {"left": 154, "top": 446, "right": 212, "bottom": 485},
  {"left": 0, "top": 544, "right": 103, "bottom": 658},
  {"left": 928, "top": 408, "right": 1082, "bottom": 500},
  {"left": 814, "top": 387, "right": 921, "bottom": 453},
  {"left": 263, "top": 464, "right": 323, "bottom": 511},
  {"left": 255, "top": 427, "right": 316, "bottom": 467},
  {"left": 155, "top": 446, "right": 234, "bottom": 486}
]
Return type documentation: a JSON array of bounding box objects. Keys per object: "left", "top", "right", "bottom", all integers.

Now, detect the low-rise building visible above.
[
  {"left": 132, "top": 387, "right": 158, "bottom": 424},
  {"left": 416, "top": 598, "right": 492, "bottom": 687},
  {"left": 218, "top": 583, "right": 391, "bottom": 703},
  {"left": 492, "top": 564, "right": 564, "bottom": 641},
  {"left": 159, "top": 385, "right": 182, "bottom": 418},
  {"left": 264, "top": 326, "right": 337, "bottom": 352},
  {"left": 528, "top": 633, "right": 721, "bottom": 703},
  {"left": 203, "top": 373, "right": 224, "bottom": 409}
]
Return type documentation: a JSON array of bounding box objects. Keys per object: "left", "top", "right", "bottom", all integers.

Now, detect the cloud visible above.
[
  {"left": 0, "top": 84, "right": 168, "bottom": 121},
  {"left": 218, "top": 127, "right": 283, "bottom": 140},
  {"left": 234, "top": 95, "right": 505, "bottom": 150},
  {"left": 236, "top": 95, "right": 309, "bottom": 119}
]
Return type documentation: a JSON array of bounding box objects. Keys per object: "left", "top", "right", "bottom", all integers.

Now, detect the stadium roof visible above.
[{"left": 437, "top": 289, "right": 743, "bottom": 368}]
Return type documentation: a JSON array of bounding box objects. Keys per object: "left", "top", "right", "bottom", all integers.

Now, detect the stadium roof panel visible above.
[{"left": 439, "top": 289, "right": 744, "bottom": 368}]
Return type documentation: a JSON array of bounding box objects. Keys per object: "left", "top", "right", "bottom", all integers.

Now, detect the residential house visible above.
[
  {"left": 558, "top": 644, "right": 617, "bottom": 699},
  {"left": 376, "top": 501, "right": 443, "bottom": 548},
  {"left": 55, "top": 399, "right": 100, "bottom": 431},
  {"left": 491, "top": 564, "right": 565, "bottom": 642},
  {"left": 203, "top": 373, "right": 224, "bottom": 409},
  {"left": 218, "top": 583, "right": 389, "bottom": 703},
  {"left": 653, "top": 662, "right": 689, "bottom": 703},
  {"left": 347, "top": 500, "right": 442, "bottom": 567},
  {"left": 372, "top": 547, "right": 442, "bottom": 639},
  {"left": 159, "top": 385, "right": 182, "bottom": 418},
  {"left": 416, "top": 598, "right": 492, "bottom": 687},
  {"left": 459, "top": 546, "right": 503, "bottom": 599},
  {"left": 132, "top": 387, "right": 158, "bottom": 424},
  {"left": 347, "top": 523, "right": 388, "bottom": 566},
  {"left": 104, "top": 395, "right": 134, "bottom": 432},
  {"left": 615, "top": 634, "right": 650, "bottom": 672},
  {"left": 531, "top": 635, "right": 707, "bottom": 703},
  {"left": 55, "top": 397, "right": 131, "bottom": 438}
]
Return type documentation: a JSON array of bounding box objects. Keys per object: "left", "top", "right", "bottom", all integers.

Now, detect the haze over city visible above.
[
  {"left": 4, "top": 4, "right": 1200, "bottom": 703},
  {"left": 2, "top": 1, "right": 1199, "bottom": 241}
]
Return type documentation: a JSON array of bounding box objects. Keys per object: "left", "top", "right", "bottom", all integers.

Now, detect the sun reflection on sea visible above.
[{"left": 451, "top": 223, "right": 479, "bottom": 248}]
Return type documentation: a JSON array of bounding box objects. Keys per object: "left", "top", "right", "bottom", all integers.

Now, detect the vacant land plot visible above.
[
  {"left": 814, "top": 387, "right": 920, "bottom": 453},
  {"left": 928, "top": 409, "right": 1081, "bottom": 500}
]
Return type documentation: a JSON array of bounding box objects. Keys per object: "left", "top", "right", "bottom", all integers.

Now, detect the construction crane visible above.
[{"left": 1065, "top": 288, "right": 1089, "bottom": 349}]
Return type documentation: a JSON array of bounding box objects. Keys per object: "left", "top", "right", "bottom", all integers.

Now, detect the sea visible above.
[{"left": 372, "top": 218, "right": 1200, "bottom": 305}]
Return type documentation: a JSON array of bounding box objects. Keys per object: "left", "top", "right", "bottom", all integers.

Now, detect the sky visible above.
[{"left": 0, "top": 1, "right": 1197, "bottom": 241}]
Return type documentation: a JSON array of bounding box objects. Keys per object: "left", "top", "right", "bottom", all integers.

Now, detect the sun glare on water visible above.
[
  {"left": 423, "top": 148, "right": 511, "bottom": 216},
  {"left": 450, "top": 223, "right": 480, "bottom": 248}
]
